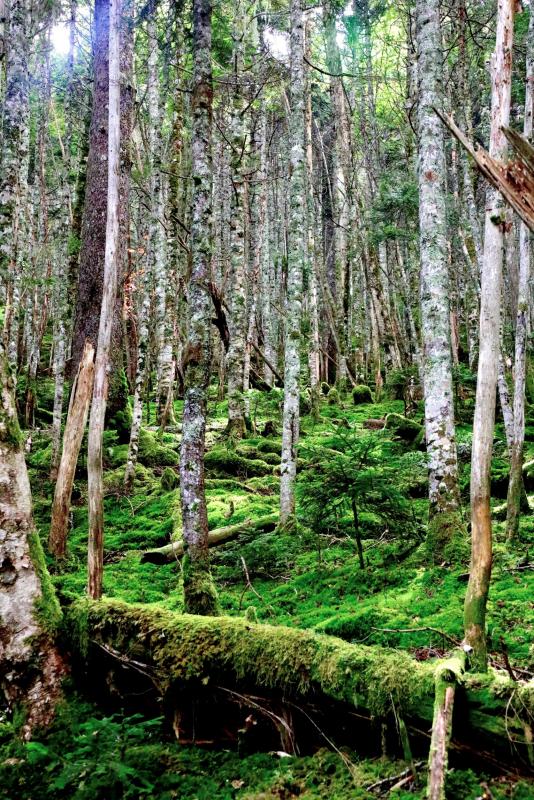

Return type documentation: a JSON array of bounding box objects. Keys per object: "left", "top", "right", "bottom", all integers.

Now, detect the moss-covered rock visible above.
[
  {"left": 384, "top": 413, "right": 423, "bottom": 445},
  {"left": 327, "top": 388, "right": 339, "bottom": 406},
  {"left": 161, "top": 467, "right": 178, "bottom": 491},
  {"left": 352, "top": 385, "right": 373, "bottom": 405},
  {"left": 205, "top": 446, "right": 273, "bottom": 478}
]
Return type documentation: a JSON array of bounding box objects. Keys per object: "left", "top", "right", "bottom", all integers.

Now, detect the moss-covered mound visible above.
[
  {"left": 384, "top": 413, "right": 423, "bottom": 446},
  {"left": 352, "top": 385, "right": 373, "bottom": 405}
]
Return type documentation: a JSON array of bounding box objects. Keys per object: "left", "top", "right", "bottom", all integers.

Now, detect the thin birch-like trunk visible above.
[
  {"left": 280, "top": 0, "right": 305, "bottom": 525},
  {"left": 506, "top": 8, "right": 534, "bottom": 540},
  {"left": 464, "top": 0, "right": 514, "bottom": 671},
  {"left": 416, "top": 0, "right": 461, "bottom": 560},
  {"left": 87, "top": 0, "right": 121, "bottom": 599},
  {"left": 49, "top": 342, "right": 95, "bottom": 558},
  {"left": 179, "top": 0, "right": 219, "bottom": 615}
]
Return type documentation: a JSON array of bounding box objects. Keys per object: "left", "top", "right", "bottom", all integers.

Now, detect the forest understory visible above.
[
  {"left": 3, "top": 0, "right": 534, "bottom": 796},
  {"left": 0, "top": 377, "right": 532, "bottom": 799}
]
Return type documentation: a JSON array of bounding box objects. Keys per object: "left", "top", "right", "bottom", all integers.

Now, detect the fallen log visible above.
[
  {"left": 66, "top": 599, "right": 534, "bottom": 770},
  {"left": 141, "top": 513, "right": 279, "bottom": 564}
]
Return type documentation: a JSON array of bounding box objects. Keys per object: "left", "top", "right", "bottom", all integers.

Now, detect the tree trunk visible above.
[
  {"left": 426, "top": 651, "right": 466, "bottom": 800},
  {"left": 416, "top": 0, "right": 461, "bottom": 562},
  {"left": 506, "top": 7, "right": 534, "bottom": 540},
  {"left": 0, "top": 343, "right": 68, "bottom": 739},
  {"left": 464, "top": 0, "right": 514, "bottom": 672},
  {"left": 49, "top": 341, "right": 95, "bottom": 559},
  {"left": 0, "top": 0, "right": 30, "bottom": 367},
  {"left": 87, "top": 0, "right": 122, "bottom": 600},
  {"left": 179, "top": 0, "right": 219, "bottom": 615},
  {"left": 280, "top": 0, "right": 305, "bottom": 525}
]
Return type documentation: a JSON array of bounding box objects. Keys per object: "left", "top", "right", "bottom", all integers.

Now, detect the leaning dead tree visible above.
[
  {"left": 436, "top": 111, "right": 534, "bottom": 232},
  {"left": 0, "top": 344, "right": 67, "bottom": 739}
]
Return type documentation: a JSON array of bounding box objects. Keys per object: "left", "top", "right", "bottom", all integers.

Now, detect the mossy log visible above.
[
  {"left": 66, "top": 600, "right": 534, "bottom": 767},
  {"left": 141, "top": 514, "right": 279, "bottom": 564}
]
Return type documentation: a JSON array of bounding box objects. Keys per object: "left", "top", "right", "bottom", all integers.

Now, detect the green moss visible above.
[
  {"left": 27, "top": 528, "right": 62, "bottom": 635},
  {"left": 352, "top": 385, "right": 373, "bottom": 405},
  {"left": 426, "top": 509, "right": 469, "bottom": 566},
  {"left": 327, "top": 388, "right": 340, "bottom": 406},
  {"left": 384, "top": 413, "right": 423, "bottom": 445},
  {"left": 205, "top": 446, "right": 273, "bottom": 478},
  {"left": 182, "top": 556, "right": 220, "bottom": 616},
  {"left": 161, "top": 467, "right": 178, "bottom": 491},
  {"left": 67, "top": 598, "right": 434, "bottom": 717}
]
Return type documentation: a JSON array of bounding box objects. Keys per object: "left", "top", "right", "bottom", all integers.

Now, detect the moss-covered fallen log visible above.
[
  {"left": 66, "top": 600, "right": 534, "bottom": 767},
  {"left": 141, "top": 514, "right": 278, "bottom": 564}
]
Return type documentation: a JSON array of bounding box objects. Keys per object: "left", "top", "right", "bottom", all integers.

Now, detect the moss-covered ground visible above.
[{"left": 6, "top": 382, "right": 534, "bottom": 798}]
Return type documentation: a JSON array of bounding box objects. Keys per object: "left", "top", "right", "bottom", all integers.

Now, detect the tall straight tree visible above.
[
  {"left": 280, "top": 0, "right": 305, "bottom": 525},
  {"left": 0, "top": 0, "right": 30, "bottom": 364},
  {"left": 415, "top": 0, "right": 461, "bottom": 560},
  {"left": 179, "top": 0, "right": 219, "bottom": 614},
  {"left": 87, "top": 0, "right": 122, "bottom": 599},
  {"left": 464, "top": 0, "right": 514, "bottom": 671},
  {"left": 506, "top": 8, "right": 533, "bottom": 540}
]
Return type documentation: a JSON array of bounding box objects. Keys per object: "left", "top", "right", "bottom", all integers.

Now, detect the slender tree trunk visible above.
[
  {"left": 87, "top": 0, "right": 121, "bottom": 599},
  {"left": 416, "top": 0, "right": 461, "bottom": 561},
  {"left": 179, "top": 0, "right": 219, "bottom": 615},
  {"left": 49, "top": 342, "right": 95, "bottom": 559},
  {"left": 506, "top": 8, "right": 534, "bottom": 540},
  {"left": 464, "top": 0, "right": 514, "bottom": 671},
  {"left": 280, "top": 0, "right": 305, "bottom": 525},
  {"left": 225, "top": 5, "right": 248, "bottom": 439},
  {"left": 0, "top": 343, "right": 68, "bottom": 738},
  {"left": 0, "top": 0, "right": 30, "bottom": 366}
]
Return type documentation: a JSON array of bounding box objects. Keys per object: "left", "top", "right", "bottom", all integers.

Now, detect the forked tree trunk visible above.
[
  {"left": 416, "top": 0, "right": 461, "bottom": 561},
  {"left": 280, "top": 0, "right": 305, "bottom": 525},
  {"left": 464, "top": 0, "right": 514, "bottom": 671},
  {"left": 0, "top": 343, "right": 68, "bottom": 738},
  {"left": 87, "top": 0, "right": 121, "bottom": 600},
  {"left": 49, "top": 341, "right": 95, "bottom": 559},
  {"left": 507, "top": 8, "right": 534, "bottom": 540},
  {"left": 179, "top": 0, "right": 219, "bottom": 615}
]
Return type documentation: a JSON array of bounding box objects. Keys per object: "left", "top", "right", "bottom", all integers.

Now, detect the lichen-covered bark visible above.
[
  {"left": 225, "top": 2, "right": 247, "bottom": 439},
  {"left": 0, "top": 0, "right": 30, "bottom": 365},
  {"left": 507, "top": 8, "right": 533, "bottom": 540},
  {"left": 464, "top": 0, "right": 514, "bottom": 671},
  {"left": 69, "top": 0, "right": 134, "bottom": 387},
  {"left": 0, "top": 344, "right": 67, "bottom": 738},
  {"left": 179, "top": 0, "right": 218, "bottom": 615},
  {"left": 280, "top": 0, "right": 305, "bottom": 525},
  {"left": 87, "top": 0, "right": 122, "bottom": 600},
  {"left": 416, "top": 0, "right": 461, "bottom": 559}
]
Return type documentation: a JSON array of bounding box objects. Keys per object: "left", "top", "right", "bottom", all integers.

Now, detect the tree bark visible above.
[
  {"left": 87, "top": 0, "right": 122, "bottom": 600},
  {"left": 179, "top": 0, "right": 219, "bottom": 615},
  {"left": 506, "top": 7, "right": 534, "bottom": 541},
  {"left": 49, "top": 341, "right": 95, "bottom": 559},
  {"left": 0, "top": 343, "right": 67, "bottom": 739},
  {"left": 464, "top": 0, "right": 514, "bottom": 672},
  {"left": 280, "top": 0, "right": 305, "bottom": 525},
  {"left": 416, "top": 0, "right": 461, "bottom": 561}
]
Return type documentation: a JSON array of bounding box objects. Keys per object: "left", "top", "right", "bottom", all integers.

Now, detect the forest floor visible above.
[{"left": 2, "top": 382, "right": 534, "bottom": 799}]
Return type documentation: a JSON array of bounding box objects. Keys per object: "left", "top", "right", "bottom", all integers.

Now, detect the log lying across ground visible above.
[
  {"left": 66, "top": 599, "right": 534, "bottom": 771},
  {"left": 141, "top": 513, "right": 278, "bottom": 563}
]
